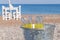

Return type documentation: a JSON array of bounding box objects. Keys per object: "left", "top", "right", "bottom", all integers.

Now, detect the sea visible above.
[{"left": 0, "top": 4, "right": 60, "bottom": 15}]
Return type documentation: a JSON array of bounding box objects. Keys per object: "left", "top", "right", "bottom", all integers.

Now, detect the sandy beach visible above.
[{"left": 0, "top": 14, "right": 60, "bottom": 40}]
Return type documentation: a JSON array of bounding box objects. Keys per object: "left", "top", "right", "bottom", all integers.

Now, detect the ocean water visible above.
[{"left": 0, "top": 4, "right": 60, "bottom": 15}]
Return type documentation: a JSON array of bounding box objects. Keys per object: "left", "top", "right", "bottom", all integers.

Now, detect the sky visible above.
[{"left": 0, "top": 0, "right": 60, "bottom": 4}]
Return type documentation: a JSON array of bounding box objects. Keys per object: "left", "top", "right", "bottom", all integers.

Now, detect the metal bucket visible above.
[{"left": 22, "top": 24, "right": 55, "bottom": 40}]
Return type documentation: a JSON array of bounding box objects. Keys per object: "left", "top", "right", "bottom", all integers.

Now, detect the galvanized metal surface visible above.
[{"left": 22, "top": 24, "right": 55, "bottom": 40}]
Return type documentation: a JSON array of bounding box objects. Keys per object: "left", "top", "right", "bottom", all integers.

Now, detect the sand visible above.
[{"left": 0, "top": 14, "right": 60, "bottom": 40}]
